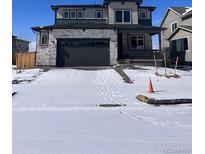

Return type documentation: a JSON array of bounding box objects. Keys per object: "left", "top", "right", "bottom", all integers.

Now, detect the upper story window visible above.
[
  {"left": 171, "top": 22, "right": 178, "bottom": 32},
  {"left": 77, "top": 11, "right": 83, "bottom": 19},
  {"left": 139, "top": 10, "right": 147, "bottom": 19},
  {"left": 115, "top": 10, "right": 131, "bottom": 23},
  {"left": 130, "top": 34, "right": 145, "bottom": 49},
  {"left": 40, "top": 31, "right": 49, "bottom": 46},
  {"left": 62, "top": 10, "right": 69, "bottom": 19},
  {"left": 70, "top": 10, "right": 76, "bottom": 19},
  {"left": 96, "top": 10, "right": 103, "bottom": 19}
]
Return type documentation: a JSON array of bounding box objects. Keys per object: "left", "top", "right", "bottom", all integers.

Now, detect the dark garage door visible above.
[{"left": 57, "top": 38, "right": 110, "bottom": 67}]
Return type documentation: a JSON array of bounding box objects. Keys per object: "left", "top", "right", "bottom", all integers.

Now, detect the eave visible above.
[{"left": 167, "top": 26, "right": 192, "bottom": 40}]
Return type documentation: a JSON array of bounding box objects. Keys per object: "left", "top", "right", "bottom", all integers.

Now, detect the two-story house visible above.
[
  {"left": 160, "top": 7, "right": 192, "bottom": 65},
  {"left": 32, "top": 0, "right": 161, "bottom": 67}
]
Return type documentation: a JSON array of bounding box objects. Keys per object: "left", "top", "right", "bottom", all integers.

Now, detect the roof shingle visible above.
[{"left": 170, "top": 7, "right": 192, "bottom": 16}]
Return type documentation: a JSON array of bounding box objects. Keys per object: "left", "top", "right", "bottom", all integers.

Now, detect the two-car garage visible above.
[{"left": 56, "top": 38, "right": 110, "bottom": 67}]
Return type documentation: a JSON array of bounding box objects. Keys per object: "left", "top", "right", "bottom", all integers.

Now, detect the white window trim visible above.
[
  {"left": 140, "top": 10, "right": 147, "bottom": 20},
  {"left": 96, "top": 10, "right": 103, "bottom": 19},
  {"left": 115, "top": 10, "right": 132, "bottom": 24},
  {"left": 171, "top": 21, "right": 178, "bottom": 32},
  {"left": 70, "top": 10, "right": 77, "bottom": 19},
  {"left": 40, "top": 31, "right": 49, "bottom": 46},
  {"left": 77, "top": 10, "right": 84, "bottom": 19},
  {"left": 186, "top": 36, "right": 190, "bottom": 51},
  {"left": 130, "top": 34, "right": 145, "bottom": 49},
  {"left": 62, "top": 10, "right": 69, "bottom": 19}
]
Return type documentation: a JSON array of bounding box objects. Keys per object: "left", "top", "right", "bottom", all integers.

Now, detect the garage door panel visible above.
[
  {"left": 64, "top": 49, "right": 109, "bottom": 66},
  {"left": 57, "top": 39, "right": 110, "bottom": 67}
]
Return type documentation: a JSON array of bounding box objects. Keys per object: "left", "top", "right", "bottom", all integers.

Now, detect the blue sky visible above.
[{"left": 12, "top": 0, "right": 192, "bottom": 48}]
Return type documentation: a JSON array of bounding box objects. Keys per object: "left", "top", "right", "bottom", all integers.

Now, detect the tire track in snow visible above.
[
  {"left": 96, "top": 70, "right": 130, "bottom": 106},
  {"left": 120, "top": 111, "right": 191, "bottom": 128}
]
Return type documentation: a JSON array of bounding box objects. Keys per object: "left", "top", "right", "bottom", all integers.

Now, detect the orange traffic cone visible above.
[{"left": 148, "top": 78, "right": 154, "bottom": 93}]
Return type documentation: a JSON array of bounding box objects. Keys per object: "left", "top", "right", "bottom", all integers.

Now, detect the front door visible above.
[{"left": 170, "top": 38, "right": 188, "bottom": 64}]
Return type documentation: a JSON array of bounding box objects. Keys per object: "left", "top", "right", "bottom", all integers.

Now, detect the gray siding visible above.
[
  {"left": 54, "top": 3, "right": 154, "bottom": 26},
  {"left": 56, "top": 7, "right": 108, "bottom": 20},
  {"left": 181, "top": 17, "right": 192, "bottom": 26},
  {"left": 56, "top": 19, "right": 107, "bottom": 25},
  {"left": 107, "top": 2, "right": 139, "bottom": 24},
  {"left": 36, "top": 29, "right": 118, "bottom": 66},
  {"left": 169, "top": 29, "right": 192, "bottom": 62},
  {"left": 160, "top": 9, "right": 192, "bottom": 50},
  {"left": 138, "top": 19, "right": 152, "bottom": 26},
  {"left": 160, "top": 10, "right": 182, "bottom": 50},
  {"left": 12, "top": 39, "right": 30, "bottom": 53}
]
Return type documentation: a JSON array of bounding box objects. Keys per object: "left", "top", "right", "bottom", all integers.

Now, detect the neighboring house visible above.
[
  {"left": 160, "top": 7, "right": 192, "bottom": 65},
  {"left": 12, "top": 35, "right": 30, "bottom": 65},
  {"left": 32, "top": 0, "right": 162, "bottom": 67}
]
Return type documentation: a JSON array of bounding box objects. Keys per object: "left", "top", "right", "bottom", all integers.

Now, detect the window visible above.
[
  {"left": 115, "top": 10, "right": 131, "bottom": 23},
  {"left": 77, "top": 11, "right": 83, "bottom": 19},
  {"left": 70, "top": 10, "right": 76, "bottom": 19},
  {"left": 137, "top": 36, "right": 144, "bottom": 47},
  {"left": 174, "top": 38, "right": 188, "bottom": 52},
  {"left": 183, "top": 38, "right": 188, "bottom": 50},
  {"left": 40, "top": 31, "right": 49, "bottom": 46},
  {"left": 130, "top": 34, "right": 144, "bottom": 49},
  {"left": 115, "top": 11, "right": 123, "bottom": 22},
  {"left": 171, "top": 22, "right": 178, "bottom": 32},
  {"left": 96, "top": 10, "right": 103, "bottom": 19},
  {"left": 62, "top": 10, "right": 69, "bottom": 19},
  {"left": 140, "top": 10, "right": 147, "bottom": 19},
  {"left": 124, "top": 11, "right": 131, "bottom": 22},
  {"left": 176, "top": 39, "right": 182, "bottom": 52}
]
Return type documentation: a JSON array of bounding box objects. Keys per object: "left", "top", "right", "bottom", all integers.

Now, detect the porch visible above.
[{"left": 116, "top": 27, "right": 162, "bottom": 66}]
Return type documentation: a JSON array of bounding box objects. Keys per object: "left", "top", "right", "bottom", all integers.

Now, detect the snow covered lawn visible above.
[
  {"left": 12, "top": 68, "right": 43, "bottom": 82},
  {"left": 124, "top": 66, "right": 192, "bottom": 100},
  {"left": 13, "top": 67, "right": 192, "bottom": 154}
]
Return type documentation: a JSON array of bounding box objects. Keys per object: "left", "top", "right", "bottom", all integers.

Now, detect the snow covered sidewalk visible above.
[{"left": 13, "top": 67, "right": 192, "bottom": 154}]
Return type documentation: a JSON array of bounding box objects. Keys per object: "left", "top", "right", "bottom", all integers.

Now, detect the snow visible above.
[
  {"left": 183, "top": 7, "right": 192, "bottom": 16},
  {"left": 13, "top": 67, "right": 192, "bottom": 154},
  {"left": 12, "top": 68, "right": 43, "bottom": 81},
  {"left": 124, "top": 66, "right": 192, "bottom": 100}
]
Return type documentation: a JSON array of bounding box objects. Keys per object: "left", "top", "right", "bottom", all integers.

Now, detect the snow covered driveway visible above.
[
  {"left": 13, "top": 69, "right": 132, "bottom": 108},
  {"left": 13, "top": 67, "right": 192, "bottom": 154}
]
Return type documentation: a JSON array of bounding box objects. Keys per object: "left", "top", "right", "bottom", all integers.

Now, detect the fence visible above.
[{"left": 16, "top": 52, "right": 36, "bottom": 69}]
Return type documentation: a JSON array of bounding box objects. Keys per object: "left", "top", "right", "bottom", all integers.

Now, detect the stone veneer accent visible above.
[{"left": 36, "top": 29, "right": 118, "bottom": 66}]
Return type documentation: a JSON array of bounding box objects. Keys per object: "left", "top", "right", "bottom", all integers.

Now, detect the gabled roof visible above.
[
  {"left": 167, "top": 25, "right": 192, "bottom": 40},
  {"left": 51, "top": 0, "right": 143, "bottom": 10},
  {"left": 170, "top": 7, "right": 191, "bottom": 16},
  {"left": 182, "top": 10, "right": 192, "bottom": 20},
  {"left": 160, "top": 7, "right": 192, "bottom": 27},
  {"left": 179, "top": 26, "right": 192, "bottom": 31}
]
